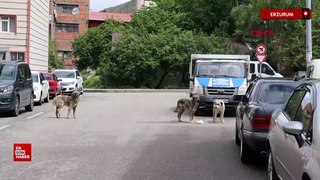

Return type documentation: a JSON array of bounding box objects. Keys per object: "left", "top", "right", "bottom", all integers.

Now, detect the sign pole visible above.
[{"left": 306, "top": 0, "right": 312, "bottom": 64}]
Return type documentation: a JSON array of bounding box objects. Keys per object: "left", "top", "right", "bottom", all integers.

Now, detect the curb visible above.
[{"left": 84, "top": 89, "right": 189, "bottom": 93}]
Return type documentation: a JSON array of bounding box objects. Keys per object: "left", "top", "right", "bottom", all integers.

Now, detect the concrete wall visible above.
[{"left": 29, "top": 0, "right": 49, "bottom": 71}]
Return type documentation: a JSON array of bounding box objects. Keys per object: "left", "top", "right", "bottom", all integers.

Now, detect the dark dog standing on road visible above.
[
  {"left": 174, "top": 96, "right": 200, "bottom": 122},
  {"left": 52, "top": 91, "right": 80, "bottom": 119}
]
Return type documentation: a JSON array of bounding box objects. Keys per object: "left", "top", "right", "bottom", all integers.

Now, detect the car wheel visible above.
[
  {"left": 25, "top": 93, "right": 34, "bottom": 112},
  {"left": 268, "top": 151, "right": 279, "bottom": 180},
  {"left": 11, "top": 96, "right": 20, "bottom": 116},
  {"left": 44, "top": 92, "right": 49, "bottom": 103},
  {"left": 240, "top": 131, "right": 252, "bottom": 163},
  {"left": 235, "top": 122, "right": 240, "bottom": 145}
]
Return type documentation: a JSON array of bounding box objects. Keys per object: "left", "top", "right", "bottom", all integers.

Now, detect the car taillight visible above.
[{"left": 251, "top": 115, "right": 272, "bottom": 129}]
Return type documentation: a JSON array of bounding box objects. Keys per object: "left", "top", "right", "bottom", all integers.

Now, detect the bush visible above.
[{"left": 84, "top": 75, "right": 101, "bottom": 88}]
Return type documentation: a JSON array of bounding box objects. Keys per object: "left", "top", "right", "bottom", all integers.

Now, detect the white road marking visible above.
[
  {"left": 0, "top": 125, "right": 11, "bottom": 131},
  {"left": 26, "top": 112, "right": 44, "bottom": 119}
]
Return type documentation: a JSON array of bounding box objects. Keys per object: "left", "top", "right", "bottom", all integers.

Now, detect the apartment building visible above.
[
  {"left": 51, "top": 0, "right": 89, "bottom": 68},
  {"left": 89, "top": 12, "right": 132, "bottom": 28},
  {"left": 0, "top": 0, "right": 49, "bottom": 71}
]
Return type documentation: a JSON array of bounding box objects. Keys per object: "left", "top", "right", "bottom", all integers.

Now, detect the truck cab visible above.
[
  {"left": 249, "top": 61, "right": 283, "bottom": 79},
  {"left": 189, "top": 54, "right": 250, "bottom": 112}
]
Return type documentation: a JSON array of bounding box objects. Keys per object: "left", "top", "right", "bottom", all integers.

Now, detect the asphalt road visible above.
[{"left": 0, "top": 93, "right": 266, "bottom": 180}]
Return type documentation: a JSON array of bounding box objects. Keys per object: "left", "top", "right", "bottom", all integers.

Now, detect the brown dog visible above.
[
  {"left": 52, "top": 91, "right": 80, "bottom": 119},
  {"left": 174, "top": 96, "right": 200, "bottom": 122}
]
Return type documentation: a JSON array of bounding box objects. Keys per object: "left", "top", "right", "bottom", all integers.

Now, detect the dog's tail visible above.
[{"left": 51, "top": 97, "right": 56, "bottom": 107}]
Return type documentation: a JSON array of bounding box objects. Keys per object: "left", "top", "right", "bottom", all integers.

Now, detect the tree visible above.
[
  {"left": 72, "top": 20, "right": 126, "bottom": 71},
  {"left": 48, "top": 38, "right": 63, "bottom": 70},
  {"left": 230, "top": 0, "right": 320, "bottom": 72},
  {"left": 72, "top": 0, "right": 233, "bottom": 88}
]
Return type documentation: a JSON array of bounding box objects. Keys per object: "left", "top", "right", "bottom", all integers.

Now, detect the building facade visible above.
[
  {"left": 0, "top": 0, "right": 49, "bottom": 71},
  {"left": 89, "top": 12, "right": 132, "bottom": 28},
  {"left": 51, "top": 0, "right": 89, "bottom": 68}
]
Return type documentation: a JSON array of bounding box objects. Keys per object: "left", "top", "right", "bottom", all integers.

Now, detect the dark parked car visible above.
[
  {"left": 42, "top": 72, "right": 62, "bottom": 98},
  {"left": 0, "top": 61, "right": 34, "bottom": 116},
  {"left": 268, "top": 79, "right": 320, "bottom": 180},
  {"left": 235, "top": 78, "right": 301, "bottom": 163}
]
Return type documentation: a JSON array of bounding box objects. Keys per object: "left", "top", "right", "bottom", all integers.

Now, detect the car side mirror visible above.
[{"left": 283, "top": 121, "right": 304, "bottom": 148}]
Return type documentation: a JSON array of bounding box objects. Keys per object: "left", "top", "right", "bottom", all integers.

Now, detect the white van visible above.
[
  {"left": 249, "top": 61, "right": 283, "bottom": 79},
  {"left": 306, "top": 59, "right": 320, "bottom": 78}
]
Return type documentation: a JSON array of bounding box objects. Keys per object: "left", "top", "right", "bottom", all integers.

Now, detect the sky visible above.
[{"left": 90, "top": 0, "right": 131, "bottom": 11}]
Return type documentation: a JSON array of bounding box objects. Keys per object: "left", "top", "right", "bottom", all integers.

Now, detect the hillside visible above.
[{"left": 101, "top": 0, "right": 137, "bottom": 13}]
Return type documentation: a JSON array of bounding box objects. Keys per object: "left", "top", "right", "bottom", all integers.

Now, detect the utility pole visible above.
[{"left": 306, "top": 0, "right": 312, "bottom": 64}]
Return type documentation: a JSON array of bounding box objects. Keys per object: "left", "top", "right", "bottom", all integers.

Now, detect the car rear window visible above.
[
  {"left": 43, "top": 74, "right": 51, "bottom": 80},
  {"left": 258, "top": 82, "right": 297, "bottom": 104}
]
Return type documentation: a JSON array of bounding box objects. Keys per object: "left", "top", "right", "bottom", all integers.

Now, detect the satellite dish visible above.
[{"left": 72, "top": 7, "right": 80, "bottom": 15}]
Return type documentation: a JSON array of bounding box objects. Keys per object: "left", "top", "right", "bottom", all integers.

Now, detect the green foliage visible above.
[
  {"left": 230, "top": 0, "right": 320, "bottom": 71},
  {"left": 72, "top": 20, "right": 126, "bottom": 71},
  {"left": 48, "top": 38, "right": 63, "bottom": 69},
  {"left": 84, "top": 75, "right": 101, "bottom": 88}
]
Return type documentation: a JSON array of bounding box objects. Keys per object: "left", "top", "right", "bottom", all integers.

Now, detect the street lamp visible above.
[{"left": 306, "top": 0, "right": 312, "bottom": 64}]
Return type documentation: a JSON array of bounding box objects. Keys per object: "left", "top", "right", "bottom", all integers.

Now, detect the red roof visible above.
[{"left": 89, "top": 12, "right": 132, "bottom": 22}]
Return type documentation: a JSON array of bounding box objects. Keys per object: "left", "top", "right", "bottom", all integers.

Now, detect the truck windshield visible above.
[{"left": 196, "top": 62, "right": 245, "bottom": 77}]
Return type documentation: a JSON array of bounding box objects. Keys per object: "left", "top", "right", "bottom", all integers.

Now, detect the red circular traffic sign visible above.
[{"left": 256, "top": 44, "right": 267, "bottom": 55}]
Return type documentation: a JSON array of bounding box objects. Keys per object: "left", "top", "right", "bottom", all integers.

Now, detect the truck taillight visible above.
[{"left": 251, "top": 115, "right": 271, "bottom": 129}]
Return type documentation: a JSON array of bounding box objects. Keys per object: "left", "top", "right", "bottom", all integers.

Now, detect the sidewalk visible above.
[{"left": 84, "top": 88, "right": 189, "bottom": 93}]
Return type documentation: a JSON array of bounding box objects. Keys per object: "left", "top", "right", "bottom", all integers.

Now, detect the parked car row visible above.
[
  {"left": 234, "top": 76, "right": 320, "bottom": 180},
  {"left": 0, "top": 60, "right": 83, "bottom": 116}
]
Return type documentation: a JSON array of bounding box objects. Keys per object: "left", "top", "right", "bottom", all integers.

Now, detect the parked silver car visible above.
[{"left": 268, "top": 79, "right": 320, "bottom": 180}]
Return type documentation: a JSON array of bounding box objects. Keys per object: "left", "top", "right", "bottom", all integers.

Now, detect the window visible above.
[
  {"left": 250, "top": 64, "right": 255, "bottom": 73},
  {"left": 0, "top": 16, "right": 15, "bottom": 33},
  {"left": 57, "top": 51, "right": 72, "bottom": 59},
  {"left": 258, "top": 83, "right": 298, "bottom": 104},
  {"left": 0, "top": 64, "right": 15, "bottom": 80},
  {"left": 56, "top": 23, "right": 79, "bottom": 33},
  {"left": 57, "top": 4, "right": 79, "bottom": 14},
  {"left": 18, "top": 66, "right": 25, "bottom": 81},
  {"left": 11, "top": 52, "right": 25, "bottom": 61},
  {"left": 292, "top": 87, "right": 314, "bottom": 142},
  {"left": 258, "top": 64, "right": 275, "bottom": 75},
  {"left": 284, "top": 88, "right": 306, "bottom": 120},
  {"left": 23, "top": 65, "right": 31, "bottom": 79},
  {"left": 32, "top": 73, "right": 38, "bottom": 82},
  {"left": 0, "top": 52, "right": 5, "bottom": 60},
  {"left": 55, "top": 71, "right": 75, "bottom": 79},
  {"left": 54, "top": 74, "right": 58, "bottom": 81},
  {"left": 43, "top": 73, "right": 51, "bottom": 80}
]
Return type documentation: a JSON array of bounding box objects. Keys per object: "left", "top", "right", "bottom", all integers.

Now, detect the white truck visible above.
[{"left": 189, "top": 54, "right": 251, "bottom": 113}]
